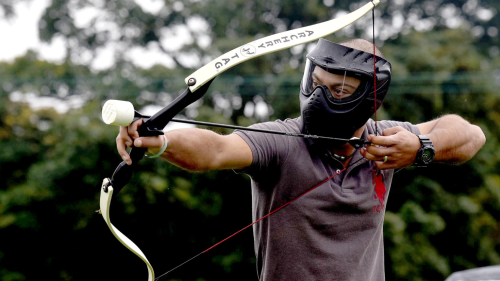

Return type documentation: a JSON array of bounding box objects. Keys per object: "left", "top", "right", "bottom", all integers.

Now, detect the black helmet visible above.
[{"left": 299, "top": 38, "right": 392, "bottom": 146}]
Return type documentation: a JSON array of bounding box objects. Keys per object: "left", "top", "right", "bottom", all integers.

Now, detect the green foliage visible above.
[{"left": 379, "top": 28, "right": 500, "bottom": 280}]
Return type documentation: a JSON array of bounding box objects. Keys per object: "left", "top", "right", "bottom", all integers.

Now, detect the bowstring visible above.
[
  {"left": 372, "top": 8, "right": 378, "bottom": 137},
  {"left": 371, "top": 11, "right": 403, "bottom": 175},
  {"left": 340, "top": 70, "right": 347, "bottom": 95}
]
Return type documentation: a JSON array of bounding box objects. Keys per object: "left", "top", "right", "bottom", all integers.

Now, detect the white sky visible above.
[
  {"left": 0, "top": 0, "right": 176, "bottom": 115},
  {"left": 0, "top": 0, "right": 493, "bottom": 67},
  {"left": 0, "top": 0, "right": 216, "bottom": 122},
  {"left": 1, "top": 0, "right": 495, "bottom": 118},
  {"left": 0, "top": 0, "right": 65, "bottom": 63},
  {"left": 0, "top": 0, "right": 186, "bottom": 69}
]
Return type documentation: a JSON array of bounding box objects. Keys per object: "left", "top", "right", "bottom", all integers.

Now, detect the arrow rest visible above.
[{"left": 348, "top": 137, "right": 370, "bottom": 149}]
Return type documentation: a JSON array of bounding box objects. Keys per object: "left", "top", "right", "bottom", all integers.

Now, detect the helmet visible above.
[{"left": 299, "top": 38, "right": 392, "bottom": 146}]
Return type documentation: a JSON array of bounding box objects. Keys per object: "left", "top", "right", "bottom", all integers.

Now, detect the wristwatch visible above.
[{"left": 414, "top": 135, "right": 435, "bottom": 167}]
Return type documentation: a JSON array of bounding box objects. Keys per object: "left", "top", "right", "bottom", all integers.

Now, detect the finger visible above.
[
  {"left": 128, "top": 118, "right": 144, "bottom": 139},
  {"left": 381, "top": 126, "right": 405, "bottom": 136},
  {"left": 361, "top": 148, "right": 396, "bottom": 167},
  {"left": 119, "top": 126, "right": 133, "bottom": 147},
  {"left": 374, "top": 160, "right": 397, "bottom": 170},
  {"left": 368, "top": 134, "right": 397, "bottom": 146},
  {"left": 116, "top": 135, "right": 132, "bottom": 165},
  {"left": 361, "top": 147, "right": 387, "bottom": 162},
  {"left": 370, "top": 152, "right": 410, "bottom": 170},
  {"left": 368, "top": 126, "right": 406, "bottom": 146},
  {"left": 365, "top": 144, "right": 396, "bottom": 157}
]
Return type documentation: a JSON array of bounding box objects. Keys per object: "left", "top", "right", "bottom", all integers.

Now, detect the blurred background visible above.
[{"left": 0, "top": 0, "right": 499, "bottom": 280}]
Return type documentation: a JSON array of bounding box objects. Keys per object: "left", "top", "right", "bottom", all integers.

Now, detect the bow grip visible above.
[{"left": 106, "top": 78, "right": 215, "bottom": 196}]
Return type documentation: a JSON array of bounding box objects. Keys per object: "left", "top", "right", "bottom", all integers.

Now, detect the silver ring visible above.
[{"left": 383, "top": 156, "right": 388, "bottom": 163}]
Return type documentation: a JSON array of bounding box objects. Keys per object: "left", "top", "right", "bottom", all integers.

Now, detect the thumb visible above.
[
  {"left": 382, "top": 126, "right": 405, "bottom": 136},
  {"left": 134, "top": 136, "right": 164, "bottom": 149}
]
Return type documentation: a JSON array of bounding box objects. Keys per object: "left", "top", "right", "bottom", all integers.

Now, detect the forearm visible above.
[
  {"left": 424, "top": 115, "right": 485, "bottom": 164},
  {"left": 160, "top": 128, "right": 226, "bottom": 171},
  {"left": 118, "top": 119, "right": 252, "bottom": 170}
]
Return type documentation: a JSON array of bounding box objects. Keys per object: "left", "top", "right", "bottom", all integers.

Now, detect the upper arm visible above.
[
  {"left": 212, "top": 133, "right": 253, "bottom": 170},
  {"left": 213, "top": 120, "right": 294, "bottom": 173}
]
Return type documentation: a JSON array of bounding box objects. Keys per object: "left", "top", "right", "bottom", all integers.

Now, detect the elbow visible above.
[
  {"left": 457, "top": 124, "right": 486, "bottom": 164},
  {"left": 456, "top": 116, "right": 486, "bottom": 156},
  {"left": 437, "top": 123, "right": 486, "bottom": 165},
  {"left": 475, "top": 125, "right": 486, "bottom": 148},
  {"left": 469, "top": 124, "right": 486, "bottom": 151}
]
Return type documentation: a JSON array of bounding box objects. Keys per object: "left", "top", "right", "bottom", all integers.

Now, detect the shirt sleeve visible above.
[
  {"left": 232, "top": 120, "right": 293, "bottom": 177},
  {"left": 370, "top": 119, "right": 421, "bottom": 136}
]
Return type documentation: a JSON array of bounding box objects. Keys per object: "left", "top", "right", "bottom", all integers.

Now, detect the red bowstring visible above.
[{"left": 372, "top": 9, "right": 378, "bottom": 136}]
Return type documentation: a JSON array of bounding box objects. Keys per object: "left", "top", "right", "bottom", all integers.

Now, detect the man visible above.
[{"left": 116, "top": 38, "right": 485, "bottom": 280}]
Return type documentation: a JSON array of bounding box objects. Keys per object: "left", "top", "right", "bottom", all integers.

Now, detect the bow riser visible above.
[{"left": 109, "top": 79, "right": 214, "bottom": 195}]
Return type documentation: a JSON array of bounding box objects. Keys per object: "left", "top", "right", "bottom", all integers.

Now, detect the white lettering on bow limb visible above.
[{"left": 185, "top": 0, "right": 380, "bottom": 92}]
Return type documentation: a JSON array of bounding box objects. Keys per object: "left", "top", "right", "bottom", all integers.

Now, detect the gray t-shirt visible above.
[{"left": 234, "top": 117, "right": 420, "bottom": 281}]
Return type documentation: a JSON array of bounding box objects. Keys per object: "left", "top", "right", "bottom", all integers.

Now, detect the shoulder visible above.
[
  {"left": 233, "top": 117, "right": 301, "bottom": 152},
  {"left": 232, "top": 118, "right": 303, "bottom": 175},
  {"left": 248, "top": 117, "right": 301, "bottom": 133}
]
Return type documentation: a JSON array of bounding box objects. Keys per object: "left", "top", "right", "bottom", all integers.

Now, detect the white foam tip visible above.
[{"left": 102, "top": 100, "right": 135, "bottom": 126}]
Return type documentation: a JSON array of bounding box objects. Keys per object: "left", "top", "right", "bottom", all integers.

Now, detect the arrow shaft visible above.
[{"left": 170, "top": 118, "right": 364, "bottom": 143}]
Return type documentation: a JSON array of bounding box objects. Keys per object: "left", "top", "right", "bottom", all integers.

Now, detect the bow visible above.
[{"left": 98, "top": 1, "right": 380, "bottom": 280}]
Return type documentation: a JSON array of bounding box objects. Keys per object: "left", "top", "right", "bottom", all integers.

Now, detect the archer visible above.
[{"left": 116, "top": 38, "right": 485, "bottom": 281}]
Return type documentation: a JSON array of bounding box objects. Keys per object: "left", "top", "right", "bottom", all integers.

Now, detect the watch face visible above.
[{"left": 421, "top": 148, "right": 435, "bottom": 164}]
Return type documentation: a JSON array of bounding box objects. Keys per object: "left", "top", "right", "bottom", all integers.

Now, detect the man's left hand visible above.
[{"left": 360, "top": 126, "right": 421, "bottom": 170}]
